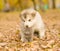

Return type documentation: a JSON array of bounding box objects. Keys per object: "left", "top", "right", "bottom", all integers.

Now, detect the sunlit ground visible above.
[{"left": 0, "top": 9, "right": 60, "bottom": 51}]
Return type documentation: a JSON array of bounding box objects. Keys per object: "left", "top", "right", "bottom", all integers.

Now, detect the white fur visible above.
[{"left": 20, "top": 9, "right": 45, "bottom": 42}]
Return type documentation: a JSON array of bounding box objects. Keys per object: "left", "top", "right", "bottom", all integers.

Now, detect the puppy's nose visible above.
[{"left": 26, "top": 25, "right": 28, "bottom": 28}]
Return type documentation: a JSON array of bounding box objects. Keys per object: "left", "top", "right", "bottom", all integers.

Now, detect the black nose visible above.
[{"left": 26, "top": 25, "right": 28, "bottom": 28}]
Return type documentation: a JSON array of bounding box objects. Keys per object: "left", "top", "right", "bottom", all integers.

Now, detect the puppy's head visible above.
[{"left": 20, "top": 9, "right": 36, "bottom": 28}]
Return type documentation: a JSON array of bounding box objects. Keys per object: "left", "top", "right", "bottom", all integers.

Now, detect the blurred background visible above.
[
  {"left": 0, "top": 0, "right": 60, "bottom": 12},
  {"left": 0, "top": 0, "right": 60, "bottom": 50}
]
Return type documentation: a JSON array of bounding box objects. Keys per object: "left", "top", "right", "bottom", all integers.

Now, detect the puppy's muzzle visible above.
[{"left": 26, "top": 25, "right": 28, "bottom": 28}]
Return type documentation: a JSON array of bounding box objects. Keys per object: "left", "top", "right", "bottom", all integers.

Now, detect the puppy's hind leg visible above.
[{"left": 39, "top": 28, "right": 45, "bottom": 39}]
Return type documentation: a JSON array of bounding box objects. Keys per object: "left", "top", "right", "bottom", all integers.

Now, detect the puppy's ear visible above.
[
  {"left": 19, "top": 13, "right": 25, "bottom": 22},
  {"left": 31, "top": 12, "right": 36, "bottom": 17}
]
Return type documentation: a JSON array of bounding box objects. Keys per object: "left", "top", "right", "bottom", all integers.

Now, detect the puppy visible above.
[{"left": 20, "top": 9, "right": 45, "bottom": 42}]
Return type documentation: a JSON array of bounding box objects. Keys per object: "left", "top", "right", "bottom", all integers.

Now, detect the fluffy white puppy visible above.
[{"left": 20, "top": 9, "right": 45, "bottom": 42}]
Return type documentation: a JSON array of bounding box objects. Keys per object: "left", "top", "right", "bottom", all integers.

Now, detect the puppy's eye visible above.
[{"left": 28, "top": 19, "right": 31, "bottom": 21}]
